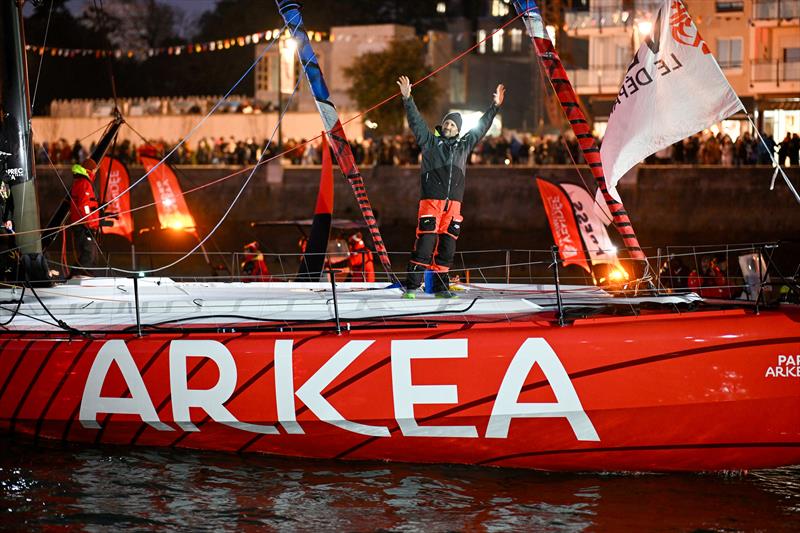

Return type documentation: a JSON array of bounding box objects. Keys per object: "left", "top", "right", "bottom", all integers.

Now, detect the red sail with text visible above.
[
  {"left": 97, "top": 157, "right": 134, "bottom": 240},
  {"left": 140, "top": 156, "right": 197, "bottom": 233},
  {"left": 536, "top": 178, "right": 590, "bottom": 272}
]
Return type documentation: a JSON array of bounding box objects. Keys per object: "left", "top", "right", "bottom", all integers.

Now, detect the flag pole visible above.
[
  {"left": 745, "top": 115, "right": 800, "bottom": 204},
  {"left": 511, "top": 1, "right": 647, "bottom": 265}
]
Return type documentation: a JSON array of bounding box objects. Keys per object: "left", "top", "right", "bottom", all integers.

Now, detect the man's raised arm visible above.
[
  {"left": 398, "top": 75, "right": 434, "bottom": 150},
  {"left": 465, "top": 84, "right": 505, "bottom": 151}
]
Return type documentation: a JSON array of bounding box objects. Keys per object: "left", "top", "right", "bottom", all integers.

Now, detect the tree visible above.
[{"left": 344, "top": 39, "right": 438, "bottom": 135}]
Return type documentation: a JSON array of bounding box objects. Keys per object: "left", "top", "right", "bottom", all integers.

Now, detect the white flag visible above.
[
  {"left": 599, "top": 0, "right": 743, "bottom": 202},
  {"left": 562, "top": 184, "right": 621, "bottom": 268}
]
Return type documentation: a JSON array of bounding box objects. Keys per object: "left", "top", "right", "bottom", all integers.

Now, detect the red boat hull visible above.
[{"left": 1, "top": 307, "right": 799, "bottom": 471}]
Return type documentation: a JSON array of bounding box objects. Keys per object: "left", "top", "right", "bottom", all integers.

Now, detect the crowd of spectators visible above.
[
  {"left": 49, "top": 96, "right": 274, "bottom": 118},
  {"left": 34, "top": 129, "right": 800, "bottom": 168}
]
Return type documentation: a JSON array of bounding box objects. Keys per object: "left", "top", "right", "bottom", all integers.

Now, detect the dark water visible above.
[{"left": 1, "top": 435, "right": 798, "bottom": 532}]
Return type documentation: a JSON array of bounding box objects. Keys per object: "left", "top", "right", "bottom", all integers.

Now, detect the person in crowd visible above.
[
  {"left": 346, "top": 232, "right": 375, "bottom": 282},
  {"left": 721, "top": 135, "right": 735, "bottom": 166},
  {"left": 240, "top": 241, "right": 270, "bottom": 282},
  {"left": 397, "top": 74, "right": 503, "bottom": 298},
  {"left": 789, "top": 133, "right": 799, "bottom": 166},
  {"left": 688, "top": 255, "right": 730, "bottom": 299},
  {"left": 778, "top": 133, "right": 791, "bottom": 166},
  {"left": 659, "top": 256, "right": 690, "bottom": 290},
  {"left": 68, "top": 158, "right": 100, "bottom": 276},
  {"left": 757, "top": 132, "right": 776, "bottom": 164}
]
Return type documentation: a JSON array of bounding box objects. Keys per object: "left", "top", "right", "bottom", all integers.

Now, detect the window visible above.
[
  {"left": 715, "top": 1, "right": 743, "bottom": 12},
  {"left": 510, "top": 29, "right": 523, "bottom": 53},
  {"left": 491, "top": 0, "right": 510, "bottom": 17},
  {"left": 785, "top": 47, "right": 800, "bottom": 63},
  {"left": 492, "top": 29, "right": 504, "bottom": 53},
  {"left": 478, "top": 29, "right": 486, "bottom": 54},
  {"left": 717, "top": 38, "right": 742, "bottom": 69}
]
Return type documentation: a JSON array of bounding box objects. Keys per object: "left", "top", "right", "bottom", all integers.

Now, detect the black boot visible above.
[{"left": 404, "top": 263, "right": 426, "bottom": 293}]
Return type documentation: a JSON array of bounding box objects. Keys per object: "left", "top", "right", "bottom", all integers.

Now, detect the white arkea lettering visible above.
[
  {"left": 274, "top": 339, "right": 303, "bottom": 434},
  {"left": 294, "top": 340, "right": 390, "bottom": 437},
  {"left": 79, "top": 339, "right": 171, "bottom": 431},
  {"left": 169, "top": 340, "right": 278, "bottom": 434},
  {"left": 486, "top": 338, "right": 599, "bottom": 441},
  {"left": 391, "top": 339, "right": 478, "bottom": 438}
]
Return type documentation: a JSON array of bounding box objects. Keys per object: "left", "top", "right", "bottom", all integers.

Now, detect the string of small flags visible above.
[{"left": 25, "top": 28, "right": 328, "bottom": 60}]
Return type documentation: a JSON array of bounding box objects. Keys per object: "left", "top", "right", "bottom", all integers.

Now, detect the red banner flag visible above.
[
  {"left": 97, "top": 157, "right": 134, "bottom": 241},
  {"left": 536, "top": 178, "right": 591, "bottom": 273},
  {"left": 140, "top": 156, "right": 197, "bottom": 232}
]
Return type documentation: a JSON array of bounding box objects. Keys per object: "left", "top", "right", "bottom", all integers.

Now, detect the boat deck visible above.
[{"left": 0, "top": 278, "right": 704, "bottom": 332}]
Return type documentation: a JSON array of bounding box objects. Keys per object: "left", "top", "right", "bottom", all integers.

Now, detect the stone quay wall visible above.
[{"left": 34, "top": 164, "right": 800, "bottom": 256}]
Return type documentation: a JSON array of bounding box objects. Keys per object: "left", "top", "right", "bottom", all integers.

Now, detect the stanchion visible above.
[
  {"left": 133, "top": 275, "right": 142, "bottom": 337},
  {"left": 551, "top": 246, "right": 565, "bottom": 327},
  {"left": 327, "top": 269, "right": 341, "bottom": 335}
]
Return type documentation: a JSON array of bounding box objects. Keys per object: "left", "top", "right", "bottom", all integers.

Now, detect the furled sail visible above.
[
  {"left": 297, "top": 133, "right": 334, "bottom": 281},
  {"left": 276, "top": 0, "right": 393, "bottom": 278},
  {"left": 512, "top": 0, "right": 646, "bottom": 261}
]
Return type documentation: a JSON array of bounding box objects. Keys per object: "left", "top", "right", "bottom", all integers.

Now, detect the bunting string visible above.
[{"left": 26, "top": 28, "right": 328, "bottom": 60}]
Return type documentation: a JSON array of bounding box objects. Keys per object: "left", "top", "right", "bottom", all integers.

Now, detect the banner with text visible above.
[
  {"left": 536, "top": 178, "right": 590, "bottom": 273},
  {"left": 97, "top": 157, "right": 134, "bottom": 241},
  {"left": 140, "top": 157, "right": 197, "bottom": 233}
]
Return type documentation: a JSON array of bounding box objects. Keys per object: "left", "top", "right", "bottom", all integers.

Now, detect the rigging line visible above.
[
  {"left": 0, "top": 286, "right": 25, "bottom": 326},
  {"left": 79, "top": 122, "right": 114, "bottom": 142},
  {"left": 30, "top": 0, "right": 54, "bottom": 109},
  {"left": 12, "top": 10, "right": 522, "bottom": 243},
  {"left": 1, "top": 17, "right": 296, "bottom": 251},
  {"left": 36, "top": 9, "right": 530, "bottom": 233},
  {"left": 339, "top": 9, "right": 528, "bottom": 130},
  {"left": 0, "top": 303, "right": 61, "bottom": 329},
  {"left": 73, "top": 51, "right": 311, "bottom": 275},
  {"left": 746, "top": 114, "right": 800, "bottom": 204},
  {"left": 95, "top": 0, "right": 119, "bottom": 110},
  {"left": 55, "top": 16, "right": 296, "bottom": 241}
]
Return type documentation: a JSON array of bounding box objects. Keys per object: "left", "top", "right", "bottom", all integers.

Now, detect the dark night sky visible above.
[{"left": 24, "top": 0, "right": 218, "bottom": 18}]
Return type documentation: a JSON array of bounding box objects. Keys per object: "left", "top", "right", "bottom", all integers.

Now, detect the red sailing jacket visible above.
[
  {"left": 348, "top": 241, "right": 375, "bottom": 282},
  {"left": 69, "top": 166, "right": 99, "bottom": 230}
]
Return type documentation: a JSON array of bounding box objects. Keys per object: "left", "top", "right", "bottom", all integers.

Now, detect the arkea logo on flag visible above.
[{"left": 599, "top": 0, "right": 743, "bottom": 202}]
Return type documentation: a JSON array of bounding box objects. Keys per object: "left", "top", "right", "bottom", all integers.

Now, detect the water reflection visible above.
[{"left": 1, "top": 436, "right": 798, "bottom": 531}]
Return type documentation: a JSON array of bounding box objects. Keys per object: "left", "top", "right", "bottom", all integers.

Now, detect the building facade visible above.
[{"left": 562, "top": 0, "right": 800, "bottom": 139}]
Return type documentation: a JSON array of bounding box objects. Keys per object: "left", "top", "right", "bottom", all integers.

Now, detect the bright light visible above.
[
  {"left": 637, "top": 21, "right": 653, "bottom": 37},
  {"left": 451, "top": 109, "right": 502, "bottom": 137},
  {"left": 364, "top": 119, "right": 378, "bottom": 129},
  {"left": 607, "top": 267, "right": 629, "bottom": 282},
  {"left": 504, "top": 158, "right": 511, "bottom": 165},
  {"left": 283, "top": 37, "right": 297, "bottom": 55},
  {"left": 161, "top": 214, "right": 195, "bottom": 232},
  {"left": 436, "top": 2, "right": 446, "bottom": 13}
]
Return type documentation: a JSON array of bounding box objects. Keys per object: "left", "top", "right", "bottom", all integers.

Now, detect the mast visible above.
[
  {"left": 512, "top": 1, "right": 646, "bottom": 262},
  {"left": 1, "top": 0, "right": 48, "bottom": 280},
  {"left": 276, "top": 0, "right": 394, "bottom": 278}
]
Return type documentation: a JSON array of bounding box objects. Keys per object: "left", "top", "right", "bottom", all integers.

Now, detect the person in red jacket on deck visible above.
[
  {"left": 347, "top": 232, "right": 375, "bottom": 282},
  {"left": 69, "top": 158, "right": 99, "bottom": 276},
  {"left": 240, "top": 241, "right": 271, "bottom": 282},
  {"left": 688, "top": 255, "right": 731, "bottom": 299}
]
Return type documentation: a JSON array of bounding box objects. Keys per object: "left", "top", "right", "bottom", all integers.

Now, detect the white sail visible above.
[{"left": 600, "top": 0, "right": 743, "bottom": 202}]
